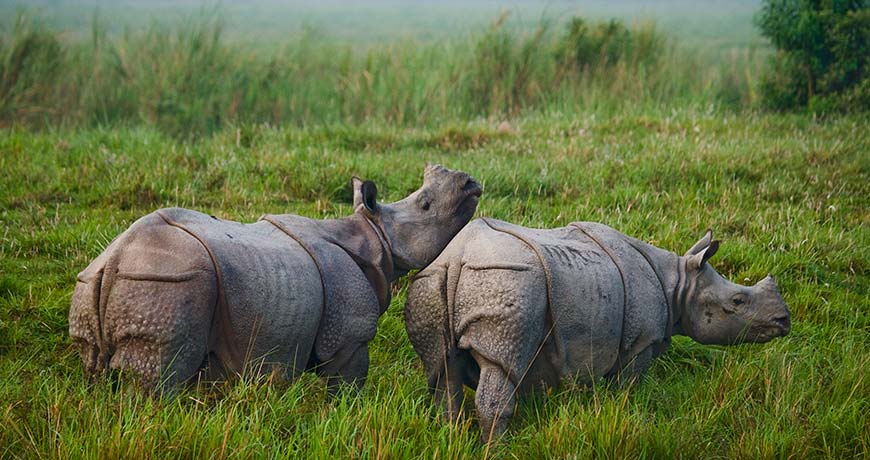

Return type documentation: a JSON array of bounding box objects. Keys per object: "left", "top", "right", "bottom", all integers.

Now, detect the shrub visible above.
[
  {"left": 556, "top": 17, "right": 664, "bottom": 72},
  {"left": 0, "top": 12, "right": 732, "bottom": 136},
  {"left": 0, "top": 16, "right": 63, "bottom": 124},
  {"left": 756, "top": 0, "right": 869, "bottom": 112}
]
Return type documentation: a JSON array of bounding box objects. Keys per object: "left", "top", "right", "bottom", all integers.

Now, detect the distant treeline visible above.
[{"left": 0, "top": 13, "right": 757, "bottom": 137}]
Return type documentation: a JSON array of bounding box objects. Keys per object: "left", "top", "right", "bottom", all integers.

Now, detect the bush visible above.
[
  {"left": 0, "top": 16, "right": 63, "bottom": 124},
  {"left": 556, "top": 17, "right": 664, "bottom": 72},
  {"left": 756, "top": 0, "right": 870, "bottom": 112}
]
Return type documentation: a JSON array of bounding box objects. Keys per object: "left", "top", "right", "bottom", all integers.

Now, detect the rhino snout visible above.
[
  {"left": 766, "top": 312, "right": 790, "bottom": 337},
  {"left": 462, "top": 177, "right": 483, "bottom": 197}
]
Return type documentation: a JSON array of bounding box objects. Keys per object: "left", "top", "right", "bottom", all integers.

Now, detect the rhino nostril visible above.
[{"left": 770, "top": 315, "right": 790, "bottom": 331}]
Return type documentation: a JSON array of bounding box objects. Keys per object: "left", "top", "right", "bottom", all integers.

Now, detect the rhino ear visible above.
[
  {"left": 361, "top": 180, "right": 378, "bottom": 213},
  {"left": 352, "top": 176, "right": 365, "bottom": 208},
  {"left": 687, "top": 239, "right": 720, "bottom": 271},
  {"left": 685, "top": 229, "right": 713, "bottom": 256}
]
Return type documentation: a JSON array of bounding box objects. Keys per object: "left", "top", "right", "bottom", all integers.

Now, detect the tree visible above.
[{"left": 756, "top": 0, "right": 869, "bottom": 112}]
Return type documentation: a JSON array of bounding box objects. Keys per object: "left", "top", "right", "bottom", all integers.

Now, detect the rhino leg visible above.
[
  {"left": 472, "top": 351, "right": 515, "bottom": 441},
  {"left": 406, "top": 265, "right": 460, "bottom": 413},
  {"left": 317, "top": 342, "right": 370, "bottom": 393},
  {"left": 431, "top": 351, "right": 475, "bottom": 422},
  {"left": 606, "top": 344, "right": 655, "bottom": 387}
]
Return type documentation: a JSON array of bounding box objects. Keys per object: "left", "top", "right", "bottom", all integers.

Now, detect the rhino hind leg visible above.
[
  {"left": 316, "top": 342, "right": 370, "bottom": 393},
  {"left": 431, "top": 350, "right": 476, "bottom": 422},
  {"left": 99, "top": 214, "right": 219, "bottom": 390},
  {"left": 405, "top": 265, "right": 471, "bottom": 418},
  {"left": 472, "top": 351, "right": 515, "bottom": 441}
]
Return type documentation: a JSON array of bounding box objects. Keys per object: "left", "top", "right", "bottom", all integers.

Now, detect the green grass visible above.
[{"left": 1, "top": 108, "right": 868, "bottom": 458}]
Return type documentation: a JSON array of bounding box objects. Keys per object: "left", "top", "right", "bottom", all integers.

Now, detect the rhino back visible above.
[{"left": 157, "top": 208, "right": 323, "bottom": 377}]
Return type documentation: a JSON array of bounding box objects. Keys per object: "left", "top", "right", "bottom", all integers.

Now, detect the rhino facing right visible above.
[{"left": 404, "top": 218, "right": 791, "bottom": 438}]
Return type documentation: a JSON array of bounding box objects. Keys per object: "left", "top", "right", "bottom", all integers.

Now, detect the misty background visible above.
[{"left": 2, "top": 0, "right": 764, "bottom": 48}]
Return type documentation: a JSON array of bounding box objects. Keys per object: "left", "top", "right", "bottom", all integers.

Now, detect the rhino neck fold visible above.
[
  {"left": 623, "top": 238, "right": 686, "bottom": 338},
  {"left": 671, "top": 256, "right": 692, "bottom": 336},
  {"left": 319, "top": 213, "right": 396, "bottom": 312}
]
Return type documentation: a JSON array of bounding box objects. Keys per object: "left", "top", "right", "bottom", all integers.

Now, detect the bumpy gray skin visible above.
[
  {"left": 405, "top": 218, "right": 791, "bottom": 439},
  {"left": 69, "top": 165, "right": 482, "bottom": 390}
]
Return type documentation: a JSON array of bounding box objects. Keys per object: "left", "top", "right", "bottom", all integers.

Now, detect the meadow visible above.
[{"left": 1, "top": 1, "right": 868, "bottom": 458}]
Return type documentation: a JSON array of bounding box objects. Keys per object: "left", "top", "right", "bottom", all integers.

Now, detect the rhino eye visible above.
[
  {"left": 731, "top": 296, "right": 746, "bottom": 306},
  {"left": 420, "top": 200, "right": 431, "bottom": 211}
]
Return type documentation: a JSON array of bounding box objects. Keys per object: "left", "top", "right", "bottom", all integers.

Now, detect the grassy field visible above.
[
  {"left": 2, "top": 111, "right": 868, "bottom": 458},
  {"left": 1, "top": 1, "right": 869, "bottom": 459}
]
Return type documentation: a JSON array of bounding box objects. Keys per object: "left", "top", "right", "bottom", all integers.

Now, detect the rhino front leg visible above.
[
  {"left": 319, "top": 342, "right": 370, "bottom": 393},
  {"left": 607, "top": 344, "right": 655, "bottom": 387},
  {"left": 472, "top": 351, "right": 515, "bottom": 441}
]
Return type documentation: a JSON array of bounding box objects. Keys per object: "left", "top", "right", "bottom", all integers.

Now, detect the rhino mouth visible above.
[
  {"left": 463, "top": 177, "right": 483, "bottom": 195},
  {"left": 463, "top": 179, "right": 483, "bottom": 200},
  {"left": 749, "top": 319, "right": 790, "bottom": 342},
  {"left": 457, "top": 178, "right": 482, "bottom": 211}
]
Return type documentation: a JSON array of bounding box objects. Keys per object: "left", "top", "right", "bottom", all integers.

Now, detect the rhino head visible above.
[
  {"left": 352, "top": 164, "right": 482, "bottom": 275},
  {"left": 678, "top": 230, "right": 791, "bottom": 345}
]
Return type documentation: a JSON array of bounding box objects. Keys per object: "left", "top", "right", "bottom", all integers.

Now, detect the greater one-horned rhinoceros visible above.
[
  {"left": 70, "top": 164, "right": 482, "bottom": 390},
  {"left": 405, "top": 218, "right": 791, "bottom": 438}
]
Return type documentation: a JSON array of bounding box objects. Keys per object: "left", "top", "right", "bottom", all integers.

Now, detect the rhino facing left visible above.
[{"left": 69, "top": 164, "right": 482, "bottom": 390}]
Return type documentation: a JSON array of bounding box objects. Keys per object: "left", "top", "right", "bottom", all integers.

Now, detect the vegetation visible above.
[
  {"left": 0, "top": 2, "right": 868, "bottom": 459},
  {"left": 2, "top": 111, "right": 868, "bottom": 458},
  {"left": 756, "top": 0, "right": 870, "bottom": 112},
  {"left": 0, "top": 13, "right": 758, "bottom": 138}
]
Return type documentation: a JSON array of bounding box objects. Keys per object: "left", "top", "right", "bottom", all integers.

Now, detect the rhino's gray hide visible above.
[
  {"left": 70, "top": 207, "right": 392, "bottom": 387},
  {"left": 72, "top": 164, "right": 482, "bottom": 389},
  {"left": 407, "top": 216, "right": 791, "bottom": 438},
  {"left": 407, "top": 218, "right": 677, "bottom": 393}
]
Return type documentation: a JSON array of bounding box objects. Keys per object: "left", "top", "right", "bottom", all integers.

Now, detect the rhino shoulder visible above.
[{"left": 311, "top": 240, "right": 383, "bottom": 363}]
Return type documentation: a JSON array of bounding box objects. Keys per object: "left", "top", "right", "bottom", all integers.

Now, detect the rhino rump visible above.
[
  {"left": 407, "top": 220, "right": 554, "bottom": 391},
  {"left": 70, "top": 208, "right": 331, "bottom": 387}
]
